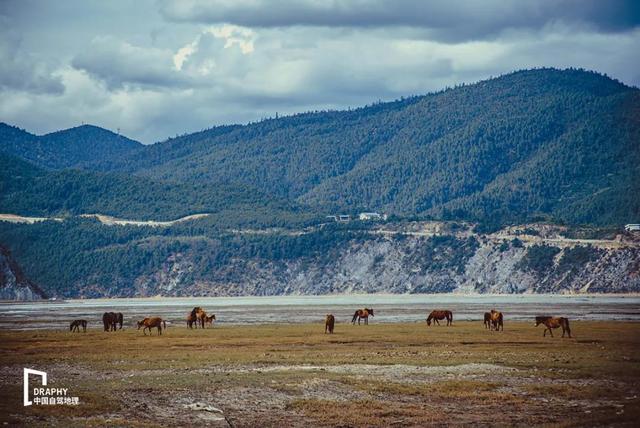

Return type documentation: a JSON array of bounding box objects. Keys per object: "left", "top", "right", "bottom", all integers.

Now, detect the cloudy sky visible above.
[{"left": 1, "top": 0, "right": 639, "bottom": 143}]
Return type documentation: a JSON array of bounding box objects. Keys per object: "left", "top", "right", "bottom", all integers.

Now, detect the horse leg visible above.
[{"left": 549, "top": 328, "right": 554, "bottom": 338}]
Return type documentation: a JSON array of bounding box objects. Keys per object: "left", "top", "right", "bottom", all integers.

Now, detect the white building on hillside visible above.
[{"left": 359, "top": 212, "right": 387, "bottom": 221}]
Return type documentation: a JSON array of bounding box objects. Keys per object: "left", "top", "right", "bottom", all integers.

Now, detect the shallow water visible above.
[{"left": 0, "top": 294, "right": 638, "bottom": 330}]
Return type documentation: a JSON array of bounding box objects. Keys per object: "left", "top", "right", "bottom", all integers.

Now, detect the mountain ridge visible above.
[
  {"left": 0, "top": 122, "right": 143, "bottom": 169},
  {"left": 2, "top": 68, "right": 639, "bottom": 229}
]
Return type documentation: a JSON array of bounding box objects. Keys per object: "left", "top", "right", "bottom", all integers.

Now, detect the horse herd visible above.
[
  {"left": 67, "top": 307, "right": 216, "bottom": 336},
  {"left": 68, "top": 307, "right": 573, "bottom": 338},
  {"left": 334, "top": 308, "right": 571, "bottom": 338}
]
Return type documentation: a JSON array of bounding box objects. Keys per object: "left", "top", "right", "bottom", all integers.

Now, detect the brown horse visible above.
[
  {"left": 483, "top": 312, "right": 492, "bottom": 329},
  {"left": 204, "top": 314, "right": 216, "bottom": 327},
  {"left": 102, "top": 312, "right": 123, "bottom": 331},
  {"left": 70, "top": 319, "right": 87, "bottom": 332},
  {"left": 187, "top": 307, "right": 208, "bottom": 329},
  {"left": 426, "top": 310, "right": 453, "bottom": 326},
  {"left": 535, "top": 316, "right": 571, "bottom": 338},
  {"left": 325, "top": 314, "right": 335, "bottom": 334},
  {"left": 137, "top": 317, "right": 166, "bottom": 336},
  {"left": 191, "top": 307, "right": 208, "bottom": 328},
  {"left": 352, "top": 308, "right": 374, "bottom": 325},
  {"left": 489, "top": 310, "right": 504, "bottom": 331}
]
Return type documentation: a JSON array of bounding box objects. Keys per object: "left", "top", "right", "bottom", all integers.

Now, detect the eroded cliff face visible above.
[
  {"left": 0, "top": 246, "right": 46, "bottom": 300},
  {"left": 120, "top": 227, "right": 640, "bottom": 298}
]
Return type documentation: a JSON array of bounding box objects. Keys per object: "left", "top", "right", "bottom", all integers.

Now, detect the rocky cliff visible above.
[
  {"left": 125, "top": 224, "right": 640, "bottom": 297},
  {"left": 0, "top": 245, "right": 46, "bottom": 300}
]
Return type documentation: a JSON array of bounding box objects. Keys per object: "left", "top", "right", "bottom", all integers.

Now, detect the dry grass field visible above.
[{"left": 1, "top": 321, "right": 639, "bottom": 427}]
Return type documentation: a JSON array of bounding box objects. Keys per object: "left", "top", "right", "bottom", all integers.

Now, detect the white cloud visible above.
[{"left": 173, "top": 24, "right": 255, "bottom": 71}]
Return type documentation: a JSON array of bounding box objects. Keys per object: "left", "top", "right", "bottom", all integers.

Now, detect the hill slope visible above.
[
  {"left": 0, "top": 153, "right": 314, "bottom": 226},
  {"left": 0, "top": 123, "right": 143, "bottom": 169},
  {"left": 96, "top": 68, "right": 640, "bottom": 227}
]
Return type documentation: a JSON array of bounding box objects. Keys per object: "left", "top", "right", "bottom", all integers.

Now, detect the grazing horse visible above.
[
  {"left": 137, "top": 317, "right": 166, "bottom": 336},
  {"left": 186, "top": 312, "right": 198, "bottom": 329},
  {"left": 483, "top": 312, "right": 492, "bottom": 329},
  {"left": 325, "top": 314, "right": 335, "bottom": 334},
  {"left": 351, "top": 308, "right": 374, "bottom": 325},
  {"left": 535, "top": 316, "right": 571, "bottom": 338},
  {"left": 102, "top": 312, "right": 123, "bottom": 331},
  {"left": 70, "top": 319, "right": 87, "bottom": 333},
  {"left": 204, "top": 314, "right": 216, "bottom": 327},
  {"left": 490, "top": 309, "right": 504, "bottom": 331},
  {"left": 426, "top": 310, "right": 453, "bottom": 326}
]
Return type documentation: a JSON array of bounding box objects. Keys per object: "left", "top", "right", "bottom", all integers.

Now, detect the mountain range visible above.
[
  {"left": 1, "top": 68, "right": 639, "bottom": 298},
  {"left": 2, "top": 68, "right": 639, "bottom": 229}
]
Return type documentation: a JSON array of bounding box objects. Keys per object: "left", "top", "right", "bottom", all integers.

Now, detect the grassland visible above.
[{"left": 1, "top": 321, "right": 639, "bottom": 427}]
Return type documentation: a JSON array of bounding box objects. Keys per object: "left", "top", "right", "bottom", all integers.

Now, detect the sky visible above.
[{"left": 1, "top": 0, "right": 639, "bottom": 144}]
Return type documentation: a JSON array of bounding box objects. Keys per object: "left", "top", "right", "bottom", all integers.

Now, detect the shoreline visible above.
[{"left": 3, "top": 291, "right": 640, "bottom": 305}]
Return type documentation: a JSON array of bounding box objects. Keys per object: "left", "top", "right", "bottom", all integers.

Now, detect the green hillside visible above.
[
  {"left": 0, "top": 123, "right": 143, "bottom": 169},
  {"left": 0, "top": 153, "right": 315, "bottom": 227},
  {"left": 97, "top": 68, "right": 640, "bottom": 227},
  {"left": 2, "top": 68, "right": 638, "bottom": 228}
]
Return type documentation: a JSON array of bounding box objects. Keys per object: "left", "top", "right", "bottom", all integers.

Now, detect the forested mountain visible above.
[
  {"left": 2, "top": 68, "right": 638, "bottom": 228},
  {"left": 0, "top": 153, "right": 315, "bottom": 227},
  {"left": 1, "top": 68, "right": 639, "bottom": 298},
  {"left": 0, "top": 122, "right": 142, "bottom": 169},
  {"left": 90, "top": 68, "right": 639, "bottom": 227}
]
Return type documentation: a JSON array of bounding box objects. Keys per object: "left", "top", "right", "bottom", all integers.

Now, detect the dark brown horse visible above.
[
  {"left": 535, "top": 316, "right": 571, "bottom": 338},
  {"left": 352, "top": 308, "right": 374, "bottom": 325},
  {"left": 70, "top": 319, "right": 87, "bottom": 332},
  {"left": 483, "top": 312, "right": 492, "bottom": 329},
  {"left": 325, "top": 314, "right": 335, "bottom": 334},
  {"left": 186, "top": 312, "right": 198, "bottom": 329},
  {"left": 427, "top": 310, "right": 453, "bottom": 326},
  {"left": 489, "top": 310, "right": 504, "bottom": 331},
  {"left": 102, "top": 312, "right": 123, "bottom": 331},
  {"left": 137, "top": 317, "right": 166, "bottom": 336}
]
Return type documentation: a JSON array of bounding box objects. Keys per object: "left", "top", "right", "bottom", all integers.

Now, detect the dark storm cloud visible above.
[
  {"left": 1, "top": 0, "right": 639, "bottom": 144},
  {"left": 0, "top": 17, "right": 64, "bottom": 95},
  {"left": 159, "top": 0, "right": 640, "bottom": 40},
  {"left": 71, "top": 36, "right": 187, "bottom": 90}
]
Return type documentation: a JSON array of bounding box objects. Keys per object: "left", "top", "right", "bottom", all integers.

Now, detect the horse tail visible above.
[
  {"left": 163, "top": 320, "right": 167, "bottom": 330},
  {"left": 352, "top": 311, "right": 358, "bottom": 323},
  {"left": 564, "top": 318, "right": 571, "bottom": 336}
]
